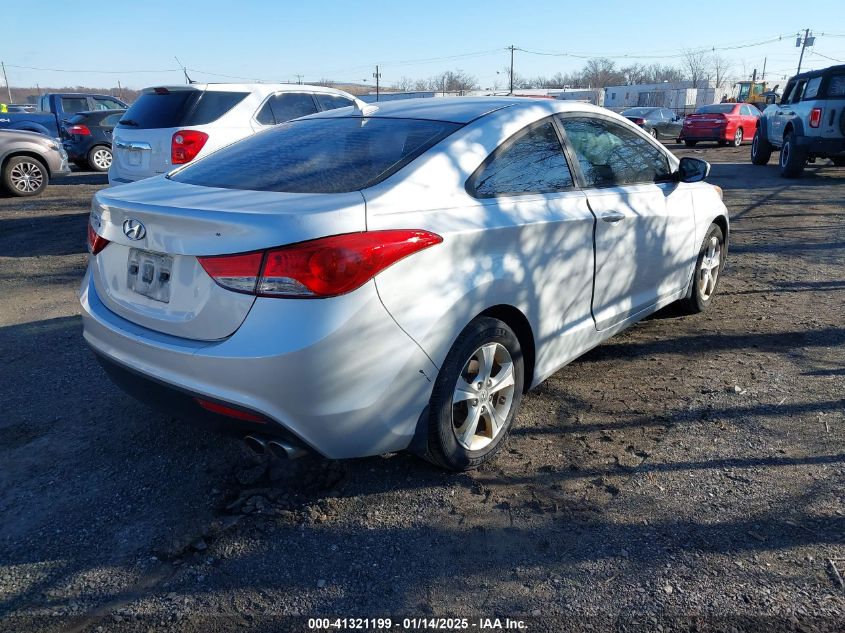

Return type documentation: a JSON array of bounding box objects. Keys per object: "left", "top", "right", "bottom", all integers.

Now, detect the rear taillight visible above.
[
  {"left": 632, "top": 118, "right": 645, "bottom": 125},
  {"left": 195, "top": 398, "right": 267, "bottom": 423},
  {"left": 198, "top": 230, "right": 443, "bottom": 298},
  {"left": 66, "top": 124, "right": 91, "bottom": 136},
  {"left": 171, "top": 130, "right": 209, "bottom": 164},
  {"left": 87, "top": 222, "right": 110, "bottom": 255},
  {"left": 809, "top": 107, "right": 822, "bottom": 128},
  {"left": 196, "top": 251, "right": 263, "bottom": 293}
]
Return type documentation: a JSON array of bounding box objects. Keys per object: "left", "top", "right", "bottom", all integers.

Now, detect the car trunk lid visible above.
[{"left": 90, "top": 177, "right": 366, "bottom": 340}]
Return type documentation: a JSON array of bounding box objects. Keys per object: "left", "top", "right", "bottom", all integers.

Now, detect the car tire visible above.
[
  {"left": 2, "top": 155, "right": 49, "bottom": 197},
  {"left": 684, "top": 140, "right": 697, "bottom": 147},
  {"left": 679, "top": 224, "right": 725, "bottom": 315},
  {"left": 779, "top": 132, "right": 806, "bottom": 178},
  {"left": 732, "top": 127, "right": 743, "bottom": 147},
  {"left": 750, "top": 131, "right": 772, "bottom": 165},
  {"left": 87, "top": 145, "right": 112, "bottom": 172},
  {"left": 649, "top": 128, "right": 658, "bottom": 139},
  {"left": 424, "top": 316, "right": 524, "bottom": 471}
]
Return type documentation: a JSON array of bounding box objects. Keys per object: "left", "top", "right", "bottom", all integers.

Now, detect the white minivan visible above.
[{"left": 109, "top": 83, "right": 356, "bottom": 185}]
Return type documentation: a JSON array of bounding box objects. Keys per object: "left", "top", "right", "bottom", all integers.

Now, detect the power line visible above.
[
  {"left": 516, "top": 34, "right": 795, "bottom": 61},
  {"left": 5, "top": 63, "right": 174, "bottom": 74}
]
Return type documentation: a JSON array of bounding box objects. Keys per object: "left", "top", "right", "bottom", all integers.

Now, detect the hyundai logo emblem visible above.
[{"left": 122, "top": 218, "right": 146, "bottom": 241}]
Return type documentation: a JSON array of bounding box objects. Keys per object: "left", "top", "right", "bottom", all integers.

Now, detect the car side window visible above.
[
  {"left": 61, "top": 98, "right": 89, "bottom": 115},
  {"left": 255, "top": 101, "right": 276, "bottom": 125},
  {"left": 469, "top": 120, "right": 574, "bottom": 197},
  {"left": 269, "top": 93, "right": 319, "bottom": 123},
  {"left": 315, "top": 94, "right": 355, "bottom": 111},
  {"left": 790, "top": 80, "right": 807, "bottom": 104},
  {"left": 740, "top": 105, "right": 751, "bottom": 116},
  {"left": 558, "top": 116, "right": 672, "bottom": 187},
  {"left": 828, "top": 75, "right": 845, "bottom": 97},
  {"left": 803, "top": 77, "right": 822, "bottom": 100},
  {"left": 94, "top": 97, "right": 125, "bottom": 110}
]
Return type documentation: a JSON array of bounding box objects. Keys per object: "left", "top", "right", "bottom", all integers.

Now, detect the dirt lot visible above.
[{"left": 1, "top": 145, "right": 844, "bottom": 632}]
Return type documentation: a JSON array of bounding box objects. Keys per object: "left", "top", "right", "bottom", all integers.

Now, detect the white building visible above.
[{"left": 603, "top": 81, "right": 718, "bottom": 113}]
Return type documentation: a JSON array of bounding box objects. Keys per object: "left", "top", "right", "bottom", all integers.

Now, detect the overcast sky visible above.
[{"left": 3, "top": 0, "right": 845, "bottom": 90}]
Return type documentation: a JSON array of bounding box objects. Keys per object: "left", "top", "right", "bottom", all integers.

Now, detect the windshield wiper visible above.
[{"left": 119, "top": 119, "right": 139, "bottom": 126}]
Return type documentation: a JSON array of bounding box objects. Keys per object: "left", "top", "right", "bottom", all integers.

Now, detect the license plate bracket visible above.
[
  {"left": 127, "top": 150, "right": 142, "bottom": 166},
  {"left": 127, "top": 249, "right": 172, "bottom": 303}
]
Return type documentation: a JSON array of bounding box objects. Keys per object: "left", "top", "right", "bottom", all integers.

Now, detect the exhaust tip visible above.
[
  {"left": 266, "top": 439, "right": 308, "bottom": 461},
  {"left": 243, "top": 434, "right": 267, "bottom": 456}
]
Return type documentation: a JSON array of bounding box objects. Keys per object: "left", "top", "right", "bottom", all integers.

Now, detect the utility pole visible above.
[
  {"left": 1, "top": 62, "right": 12, "bottom": 104},
  {"left": 117, "top": 80, "right": 123, "bottom": 101},
  {"left": 796, "top": 29, "right": 814, "bottom": 75},
  {"left": 294, "top": 74, "right": 304, "bottom": 85},
  {"left": 761, "top": 57, "right": 767, "bottom": 81},
  {"left": 507, "top": 45, "right": 515, "bottom": 95},
  {"left": 373, "top": 65, "right": 381, "bottom": 101}
]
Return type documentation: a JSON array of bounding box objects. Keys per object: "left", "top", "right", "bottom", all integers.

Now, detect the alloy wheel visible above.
[
  {"left": 734, "top": 128, "right": 743, "bottom": 146},
  {"left": 451, "top": 342, "right": 515, "bottom": 451},
  {"left": 698, "top": 236, "right": 722, "bottom": 300},
  {"left": 92, "top": 148, "right": 112, "bottom": 170},
  {"left": 9, "top": 160, "right": 44, "bottom": 193}
]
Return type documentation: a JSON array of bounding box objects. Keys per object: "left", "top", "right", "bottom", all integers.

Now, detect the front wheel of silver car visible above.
[
  {"left": 425, "top": 316, "right": 524, "bottom": 471},
  {"left": 3, "top": 156, "right": 48, "bottom": 197}
]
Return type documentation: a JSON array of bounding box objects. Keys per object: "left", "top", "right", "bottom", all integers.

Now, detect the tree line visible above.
[{"left": 389, "top": 50, "right": 735, "bottom": 93}]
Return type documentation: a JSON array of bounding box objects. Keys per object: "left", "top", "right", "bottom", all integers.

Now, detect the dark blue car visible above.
[{"left": 62, "top": 110, "right": 123, "bottom": 171}]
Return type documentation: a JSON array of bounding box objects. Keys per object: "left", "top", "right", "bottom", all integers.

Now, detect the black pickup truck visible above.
[{"left": 0, "top": 93, "right": 127, "bottom": 138}]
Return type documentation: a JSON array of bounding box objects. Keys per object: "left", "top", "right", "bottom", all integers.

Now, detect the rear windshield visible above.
[
  {"left": 170, "top": 117, "right": 461, "bottom": 193},
  {"left": 695, "top": 104, "right": 735, "bottom": 114},
  {"left": 622, "top": 108, "right": 654, "bottom": 116},
  {"left": 118, "top": 90, "right": 247, "bottom": 129}
]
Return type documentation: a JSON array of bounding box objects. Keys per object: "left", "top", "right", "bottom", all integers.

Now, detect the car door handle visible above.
[{"left": 601, "top": 212, "right": 626, "bottom": 223}]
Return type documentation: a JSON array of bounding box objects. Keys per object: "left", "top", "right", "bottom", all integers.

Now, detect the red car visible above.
[{"left": 679, "top": 103, "right": 761, "bottom": 147}]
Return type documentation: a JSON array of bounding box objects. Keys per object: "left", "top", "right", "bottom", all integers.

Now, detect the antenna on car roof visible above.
[{"left": 351, "top": 96, "right": 379, "bottom": 116}]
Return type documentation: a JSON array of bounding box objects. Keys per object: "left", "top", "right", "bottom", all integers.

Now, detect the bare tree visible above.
[
  {"left": 581, "top": 58, "right": 624, "bottom": 88},
  {"left": 681, "top": 49, "right": 713, "bottom": 88},
  {"left": 427, "top": 70, "right": 479, "bottom": 94},
  {"left": 709, "top": 54, "right": 733, "bottom": 93},
  {"left": 644, "top": 63, "right": 684, "bottom": 84},
  {"left": 392, "top": 76, "right": 415, "bottom": 92}
]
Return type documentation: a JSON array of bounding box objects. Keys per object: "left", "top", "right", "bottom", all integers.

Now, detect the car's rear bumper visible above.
[
  {"left": 79, "top": 267, "right": 439, "bottom": 459},
  {"left": 679, "top": 130, "right": 730, "bottom": 141},
  {"left": 796, "top": 136, "right": 845, "bottom": 155}
]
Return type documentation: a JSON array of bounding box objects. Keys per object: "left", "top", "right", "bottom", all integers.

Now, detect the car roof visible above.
[
  {"left": 140, "top": 83, "right": 355, "bottom": 99},
  {"left": 303, "top": 96, "right": 611, "bottom": 124},
  {"left": 791, "top": 63, "right": 845, "bottom": 80}
]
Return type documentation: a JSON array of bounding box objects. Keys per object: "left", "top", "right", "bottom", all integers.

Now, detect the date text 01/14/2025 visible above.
[{"left": 307, "top": 617, "right": 528, "bottom": 630}]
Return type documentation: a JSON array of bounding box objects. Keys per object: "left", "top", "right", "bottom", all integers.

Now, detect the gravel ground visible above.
[{"left": 1, "top": 146, "right": 843, "bottom": 633}]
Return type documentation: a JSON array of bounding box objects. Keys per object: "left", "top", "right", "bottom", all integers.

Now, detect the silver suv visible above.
[
  {"left": 751, "top": 64, "right": 845, "bottom": 177},
  {"left": 0, "top": 129, "right": 70, "bottom": 196}
]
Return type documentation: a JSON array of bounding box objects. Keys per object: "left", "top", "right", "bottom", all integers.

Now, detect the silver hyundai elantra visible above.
[{"left": 81, "top": 97, "right": 728, "bottom": 471}]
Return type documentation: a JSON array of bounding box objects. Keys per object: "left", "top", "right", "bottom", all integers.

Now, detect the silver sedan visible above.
[{"left": 81, "top": 97, "right": 728, "bottom": 470}]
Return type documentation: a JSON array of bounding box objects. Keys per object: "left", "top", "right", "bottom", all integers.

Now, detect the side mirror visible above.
[{"left": 678, "top": 156, "right": 710, "bottom": 183}]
